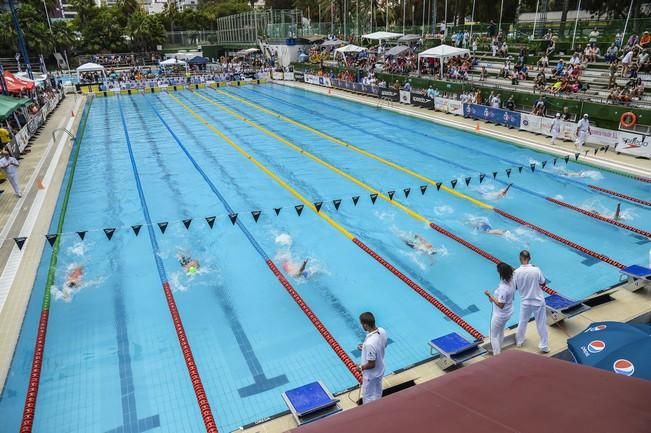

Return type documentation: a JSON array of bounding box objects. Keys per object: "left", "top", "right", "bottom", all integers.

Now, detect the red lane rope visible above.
[
  {"left": 162, "top": 282, "right": 218, "bottom": 433},
  {"left": 547, "top": 197, "right": 651, "bottom": 239},
  {"left": 267, "top": 260, "right": 363, "bottom": 383},
  {"left": 352, "top": 238, "right": 485, "bottom": 340},
  {"left": 588, "top": 185, "right": 651, "bottom": 207},
  {"left": 427, "top": 222, "right": 558, "bottom": 296},
  {"left": 20, "top": 311, "right": 48, "bottom": 433},
  {"left": 636, "top": 176, "right": 651, "bottom": 184},
  {"left": 494, "top": 209, "right": 626, "bottom": 270}
]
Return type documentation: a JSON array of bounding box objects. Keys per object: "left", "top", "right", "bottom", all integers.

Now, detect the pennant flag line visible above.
[
  {"left": 314, "top": 202, "right": 323, "bottom": 213},
  {"left": 403, "top": 188, "right": 411, "bottom": 198},
  {"left": 274, "top": 207, "right": 282, "bottom": 216},
  {"left": 387, "top": 191, "right": 395, "bottom": 200},
  {"left": 352, "top": 196, "right": 360, "bottom": 206},
  {"left": 132, "top": 224, "right": 142, "bottom": 236},
  {"left": 370, "top": 193, "right": 378, "bottom": 204},
  {"left": 182, "top": 219, "right": 192, "bottom": 229},
  {"left": 77, "top": 231, "right": 87, "bottom": 240},
  {"left": 252, "top": 210, "right": 261, "bottom": 222},
  {"left": 205, "top": 217, "right": 216, "bottom": 229},
  {"left": 229, "top": 213, "right": 238, "bottom": 224},
  {"left": 158, "top": 222, "right": 168, "bottom": 234},
  {"left": 333, "top": 199, "right": 341, "bottom": 210},
  {"left": 104, "top": 228, "right": 116, "bottom": 240},
  {"left": 295, "top": 205, "right": 304, "bottom": 216},
  {"left": 420, "top": 185, "right": 428, "bottom": 195},
  {"left": 14, "top": 237, "right": 26, "bottom": 250}
]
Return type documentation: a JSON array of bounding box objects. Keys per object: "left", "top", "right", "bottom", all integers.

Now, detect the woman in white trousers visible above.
[{"left": 485, "top": 262, "right": 516, "bottom": 355}]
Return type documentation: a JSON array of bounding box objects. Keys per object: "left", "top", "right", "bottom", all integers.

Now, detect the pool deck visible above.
[
  {"left": 0, "top": 94, "right": 85, "bottom": 390},
  {"left": 234, "top": 81, "right": 651, "bottom": 433}
]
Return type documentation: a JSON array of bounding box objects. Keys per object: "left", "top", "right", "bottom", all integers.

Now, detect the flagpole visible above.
[{"left": 571, "top": 0, "right": 581, "bottom": 49}]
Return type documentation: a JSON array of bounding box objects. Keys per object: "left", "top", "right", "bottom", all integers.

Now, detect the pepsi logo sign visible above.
[
  {"left": 587, "top": 340, "right": 606, "bottom": 354},
  {"left": 613, "top": 359, "right": 635, "bottom": 376},
  {"left": 587, "top": 324, "right": 607, "bottom": 332}
]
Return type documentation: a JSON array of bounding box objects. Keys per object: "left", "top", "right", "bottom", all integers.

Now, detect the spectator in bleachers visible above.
[
  {"left": 640, "top": 31, "right": 651, "bottom": 49},
  {"left": 588, "top": 28, "right": 600, "bottom": 44},
  {"left": 609, "top": 60, "right": 620, "bottom": 87},
  {"left": 490, "top": 93, "right": 501, "bottom": 108},
  {"left": 532, "top": 97, "right": 546, "bottom": 116},
  {"left": 615, "top": 32, "right": 623, "bottom": 49},
  {"left": 552, "top": 59, "right": 565, "bottom": 78},
  {"left": 498, "top": 42, "right": 509, "bottom": 57},
  {"left": 480, "top": 65, "right": 487, "bottom": 81},
  {"left": 569, "top": 52, "right": 582, "bottom": 66},
  {"left": 546, "top": 38, "right": 556, "bottom": 56},
  {"left": 505, "top": 95, "right": 515, "bottom": 111},
  {"left": 605, "top": 43, "right": 619, "bottom": 63},
  {"left": 561, "top": 106, "right": 573, "bottom": 121},
  {"left": 543, "top": 29, "right": 553, "bottom": 41},
  {"left": 517, "top": 63, "right": 529, "bottom": 81},
  {"left": 638, "top": 49, "right": 650, "bottom": 72},
  {"left": 631, "top": 77, "right": 645, "bottom": 97},
  {"left": 621, "top": 49, "right": 635, "bottom": 77},
  {"left": 534, "top": 70, "right": 546, "bottom": 92},
  {"left": 537, "top": 53, "right": 549, "bottom": 70},
  {"left": 491, "top": 38, "right": 499, "bottom": 57}
]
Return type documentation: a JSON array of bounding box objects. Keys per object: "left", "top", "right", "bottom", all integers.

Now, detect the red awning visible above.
[
  {"left": 1, "top": 70, "right": 35, "bottom": 94},
  {"left": 291, "top": 351, "right": 651, "bottom": 433}
]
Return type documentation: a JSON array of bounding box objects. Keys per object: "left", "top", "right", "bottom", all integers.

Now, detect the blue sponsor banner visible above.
[{"left": 464, "top": 103, "right": 521, "bottom": 128}]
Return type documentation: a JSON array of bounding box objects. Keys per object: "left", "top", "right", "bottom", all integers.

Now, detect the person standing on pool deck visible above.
[
  {"left": 485, "top": 262, "right": 516, "bottom": 355},
  {"left": 550, "top": 113, "right": 562, "bottom": 145},
  {"left": 357, "top": 312, "right": 388, "bottom": 404},
  {"left": 575, "top": 114, "right": 591, "bottom": 151},
  {"left": 0, "top": 149, "right": 22, "bottom": 197},
  {"left": 514, "top": 250, "right": 549, "bottom": 353}
]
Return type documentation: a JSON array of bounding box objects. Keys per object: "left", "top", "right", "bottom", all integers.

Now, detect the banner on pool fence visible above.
[
  {"left": 434, "top": 97, "right": 464, "bottom": 115},
  {"left": 520, "top": 113, "right": 575, "bottom": 141},
  {"left": 294, "top": 71, "right": 305, "bottom": 82},
  {"left": 378, "top": 88, "right": 400, "bottom": 102},
  {"left": 410, "top": 92, "right": 434, "bottom": 109},
  {"left": 464, "top": 104, "right": 521, "bottom": 129},
  {"left": 399, "top": 90, "right": 411, "bottom": 104},
  {"left": 330, "top": 78, "right": 378, "bottom": 96},
  {"left": 616, "top": 130, "right": 651, "bottom": 157},
  {"left": 304, "top": 74, "right": 332, "bottom": 87}
]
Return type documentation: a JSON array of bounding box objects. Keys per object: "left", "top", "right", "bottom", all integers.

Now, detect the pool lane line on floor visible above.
[
  {"left": 247, "top": 85, "right": 651, "bottom": 208},
  {"left": 211, "top": 88, "right": 632, "bottom": 270},
  {"left": 587, "top": 185, "right": 651, "bottom": 208},
  {"left": 141, "top": 94, "right": 364, "bottom": 383},
  {"left": 116, "top": 96, "right": 219, "bottom": 433},
  {"left": 19, "top": 99, "right": 92, "bottom": 433},
  {"left": 166, "top": 91, "right": 486, "bottom": 342}
]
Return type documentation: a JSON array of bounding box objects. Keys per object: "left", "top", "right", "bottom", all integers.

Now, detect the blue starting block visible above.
[
  {"left": 281, "top": 381, "right": 341, "bottom": 426},
  {"left": 620, "top": 264, "right": 651, "bottom": 292},
  {"left": 545, "top": 294, "right": 591, "bottom": 325},
  {"left": 429, "top": 332, "right": 486, "bottom": 370}
]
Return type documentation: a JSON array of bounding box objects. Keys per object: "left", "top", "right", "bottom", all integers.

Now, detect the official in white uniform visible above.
[
  {"left": 550, "top": 113, "right": 562, "bottom": 145},
  {"left": 357, "top": 312, "right": 388, "bottom": 404},
  {"left": 0, "top": 149, "right": 22, "bottom": 197},
  {"left": 484, "top": 262, "right": 516, "bottom": 355},
  {"left": 514, "top": 250, "right": 549, "bottom": 353},
  {"left": 575, "top": 114, "right": 591, "bottom": 151}
]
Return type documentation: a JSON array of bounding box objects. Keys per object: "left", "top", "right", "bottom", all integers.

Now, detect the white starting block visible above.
[
  {"left": 282, "top": 381, "right": 341, "bottom": 426},
  {"left": 429, "top": 332, "right": 486, "bottom": 370},
  {"left": 619, "top": 265, "right": 651, "bottom": 292},
  {"left": 545, "top": 294, "right": 591, "bottom": 325}
]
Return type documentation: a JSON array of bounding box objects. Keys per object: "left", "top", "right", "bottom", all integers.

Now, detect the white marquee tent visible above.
[
  {"left": 334, "top": 44, "right": 368, "bottom": 61},
  {"left": 417, "top": 44, "right": 470, "bottom": 78},
  {"left": 76, "top": 62, "right": 106, "bottom": 82},
  {"left": 361, "top": 31, "right": 403, "bottom": 40}
]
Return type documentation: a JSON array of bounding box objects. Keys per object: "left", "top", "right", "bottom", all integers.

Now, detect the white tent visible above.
[
  {"left": 334, "top": 44, "right": 368, "bottom": 62},
  {"left": 417, "top": 44, "right": 470, "bottom": 78},
  {"left": 235, "top": 48, "right": 260, "bottom": 57},
  {"left": 362, "top": 31, "right": 403, "bottom": 40},
  {"left": 160, "top": 58, "right": 187, "bottom": 66},
  {"left": 76, "top": 62, "right": 106, "bottom": 82}
]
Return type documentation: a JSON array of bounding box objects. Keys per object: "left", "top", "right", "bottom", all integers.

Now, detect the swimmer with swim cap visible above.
[
  {"left": 178, "top": 254, "right": 200, "bottom": 275},
  {"left": 283, "top": 258, "right": 309, "bottom": 278},
  {"left": 471, "top": 219, "right": 506, "bottom": 236},
  {"left": 404, "top": 234, "right": 436, "bottom": 255},
  {"left": 61, "top": 266, "right": 84, "bottom": 301}
]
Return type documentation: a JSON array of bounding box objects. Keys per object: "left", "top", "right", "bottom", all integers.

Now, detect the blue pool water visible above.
[{"left": 1, "top": 83, "right": 649, "bottom": 432}]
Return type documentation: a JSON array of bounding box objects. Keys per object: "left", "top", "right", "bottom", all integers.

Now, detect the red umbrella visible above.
[{"left": 2, "top": 70, "right": 35, "bottom": 93}]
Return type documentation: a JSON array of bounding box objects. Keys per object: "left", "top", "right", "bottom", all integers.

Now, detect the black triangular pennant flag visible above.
[
  {"left": 584, "top": 150, "right": 589, "bottom": 156},
  {"left": 14, "top": 237, "right": 27, "bottom": 250},
  {"left": 436, "top": 182, "right": 442, "bottom": 191},
  {"left": 420, "top": 185, "right": 428, "bottom": 195},
  {"left": 451, "top": 179, "right": 458, "bottom": 189},
  {"left": 229, "top": 213, "right": 238, "bottom": 224},
  {"left": 506, "top": 168, "right": 512, "bottom": 178},
  {"left": 542, "top": 161, "right": 547, "bottom": 168},
  {"left": 274, "top": 208, "right": 282, "bottom": 216},
  {"left": 352, "top": 196, "right": 360, "bottom": 206},
  {"left": 370, "top": 193, "right": 378, "bottom": 204},
  {"left": 492, "top": 171, "right": 498, "bottom": 179},
  {"left": 553, "top": 158, "right": 558, "bottom": 166},
  {"left": 182, "top": 219, "right": 192, "bottom": 229},
  {"left": 593, "top": 148, "right": 599, "bottom": 155},
  {"left": 251, "top": 210, "right": 261, "bottom": 222},
  {"left": 518, "top": 166, "right": 523, "bottom": 173},
  {"left": 388, "top": 191, "right": 395, "bottom": 200},
  {"left": 333, "top": 199, "right": 342, "bottom": 210},
  {"left": 530, "top": 163, "right": 536, "bottom": 172},
  {"left": 464, "top": 176, "right": 471, "bottom": 186},
  {"left": 104, "top": 228, "right": 116, "bottom": 240},
  {"left": 403, "top": 188, "right": 411, "bottom": 198},
  {"left": 77, "top": 231, "right": 87, "bottom": 240},
  {"left": 314, "top": 202, "right": 323, "bottom": 213},
  {"left": 564, "top": 155, "right": 570, "bottom": 164},
  {"left": 295, "top": 205, "right": 304, "bottom": 216},
  {"left": 132, "top": 224, "right": 142, "bottom": 236},
  {"left": 158, "top": 222, "right": 168, "bottom": 234},
  {"left": 479, "top": 174, "right": 486, "bottom": 183},
  {"left": 604, "top": 145, "right": 610, "bottom": 153},
  {"left": 46, "top": 234, "right": 58, "bottom": 247},
  {"left": 205, "top": 217, "right": 215, "bottom": 229},
  {"left": 574, "top": 153, "right": 580, "bottom": 161}
]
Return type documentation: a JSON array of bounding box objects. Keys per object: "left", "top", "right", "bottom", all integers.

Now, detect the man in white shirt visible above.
[
  {"left": 575, "top": 113, "right": 592, "bottom": 150},
  {"left": 514, "top": 250, "right": 549, "bottom": 353},
  {"left": 550, "top": 113, "right": 562, "bottom": 145},
  {"left": 0, "top": 149, "right": 22, "bottom": 197},
  {"left": 357, "top": 312, "right": 388, "bottom": 404}
]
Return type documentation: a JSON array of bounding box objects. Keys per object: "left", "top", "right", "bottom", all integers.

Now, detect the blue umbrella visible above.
[{"left": 568, "top": 321, "right": 651, "bottom": 381}]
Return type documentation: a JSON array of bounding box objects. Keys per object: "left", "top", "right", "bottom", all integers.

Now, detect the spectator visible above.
[
  {"left": 498, "top": 42, "right": 509, "bottom": 57},
  {"left": 426, "top": 85, "right": 439, "bottom": 98},
  {"left": 621, "top": 49, "right": 635, "bottom": 77},
  {"left": 532, "top": 96, "right": 546, "bottom": 116},
  {"left": 534, "top": 70, "right": 546, "bottom": 92},
  {"left": 561, "top": 106, "right": 573, "bottom": 121},
  {"left": 357, "top": 312, "right": 388, "bottom": 404},
  {"left": 575, "top": 114, "right": 592, "bottom": 151},
  {"left": 640, "top": 31, "right": 651, "bottom": 49},
  {"left": 505, "top": 96, "right": 515, "bottom": 111},
  {"left": 537, "top": 53, "right": 549, "bottom": 70},
  {"left": 0, "top": 149, "right": 22, "bottom": 197},
  {"left": 605, "top": 43, "right": 618, "bottom": 63},
  {"left": 638, "top": 49, "right": 650, "bottom": 72},
  {"left": 514, "top": 250, "right": 549, "bottom": 353},
  {"left": 490, "top": 93, "right": 501, "bottom": 108},
  {"left": 569, "top": 52, "right": 581, "bottom": 66},
  {"left": 588, "top": 27, "right": 600, "bottom": 44},
  {"left": 491, "top": 38, "right": 499, "bottom": 57},
  {"left": 484, "top": 262, "right": 515, "bottom": 355},
  {"left": 403, "top": 79, "right": 412, "bottom": 91},
  {"left": 552, "top": 59, "right": 565, "bottom": 78},
  {"left": 631, "top": 77, "right": 645, "bottom": 97},
  {"left": 480, "top": 65, "right": 487, "bottom": 81},
  {"left": 615, "top": 32, "right": 623, "bottom": 49},
  {"left": 543, "top": 29, "right": 552, "bottom": 41},
  {"left": 545, "top": 38, "right": 556, "bottom": 56},
  {"left": 627, "top": 34, "right": 639, "bottom": 51},
  {"left": 609, "top": 60, "right": 620, "bottom": 87}
]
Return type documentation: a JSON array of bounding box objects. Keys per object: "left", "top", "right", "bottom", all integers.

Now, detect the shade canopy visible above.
[
  {"left": 321, "top": 39, "right": 344, "bottom": 47},
  {"left": 234, "top": 48, "right": 259, "bottom": 57},
  {"left": 160, "top": 58, "right": 187, "bottom": 66},
  {"left": 362, "top": 31, "right": 403, "bottom": 40},
  {"left": 417, "top": 44, "right": 470, "bottom": 59},
  {"left": 76, "top": 62, "right": 105, "bottom": 73},
  {"left": 398, "top": 34, "right": 421, "bottom": 43},
  {"left": 1, "top": 71, "right": 35, "bottom": 94},
  {"left": 302, "top": 34, "right": 326, "bottom": 42},
  {"left": 0, "top": 95, "right": 31, "bottom": 120},
  {"left": 187, "top": 56, "right": 208, "bottom": 65},
  {"left": 335, "top": 44, "right": 367, "bottom": 54},
  {"left": 384, "top": 45, "right": 412, "bottom": 57}
]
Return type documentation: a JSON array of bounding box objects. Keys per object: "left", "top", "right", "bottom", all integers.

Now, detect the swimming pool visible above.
[{"left": 1, "top": 83, "right": 649, "bottom": 433}]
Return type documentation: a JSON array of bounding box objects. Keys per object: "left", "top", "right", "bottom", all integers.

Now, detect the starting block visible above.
[
  {"left": 429, "top": 332, "right": 486, "bottom": 370},
  {"left": 282, "top": 381, "right": 341, "bottom": 426},
  {"left": 619, "top": 265, "right": 651, "bottom": 292},
  {"left": 545, "top": 294, "right": 591, "bottom": 325}
]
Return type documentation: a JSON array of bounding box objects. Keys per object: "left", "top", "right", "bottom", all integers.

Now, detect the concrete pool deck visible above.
[{"left": 0, "top": 94, "right": 86, "bottom": 390}]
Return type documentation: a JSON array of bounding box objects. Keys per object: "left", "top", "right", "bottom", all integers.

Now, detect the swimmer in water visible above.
[
  {"left": 403, "top": 234, "right": 436, "bottom": 255},
  {"left": 60, "top": 265, "right": 84, "bottom": 301},
  {"left": 471, "top": 219, "right": 507, "bottom": 236},
  {"left": 283, "top": 258, "right": 309, "bottom": 278},
  {"left": 591, "top": 203, "right": 622, "bottom": 221},
  {"left": 483, "top": 183, "right": 512, "bottom": 200},
  {"left": 178, "top": 254, "right": 200, "bottom": 275}
]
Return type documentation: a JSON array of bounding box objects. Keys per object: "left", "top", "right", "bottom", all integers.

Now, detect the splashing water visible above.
[{"left": 433, "top": 205, "right": 454, "bottom": 216}]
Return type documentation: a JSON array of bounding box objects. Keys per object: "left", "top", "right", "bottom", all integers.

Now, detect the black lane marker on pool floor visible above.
[{"left": 129, "top": 95, "right": 289, "bottom": 398}]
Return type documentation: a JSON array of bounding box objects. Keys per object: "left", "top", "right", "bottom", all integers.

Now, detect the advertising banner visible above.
[
  {"left": 616, "top": 130, "right": 651, "bottom": 157},
  {"left": 304, "top": 74, "right": 332, "bottom": 87},
  {"left": 294, "top": 71, "right": 305, "bottom": 82},
  {"left": 410, "top": 92, "right": 434, "bottom": 109},
  {"left": 586, "top": 126, "right": 619, "bottom": 147},
  {"left": 399, "top": 90, "right": 411, "bottom": 104},
  {"left": 446, "top": 99, "right": 464, "bottom": 115},
  {"left": 378, "top": 88, "right": 400, "bottom": 102},
  {"left": 464, "top": 104, "right": 521, "bottom": 128}
]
